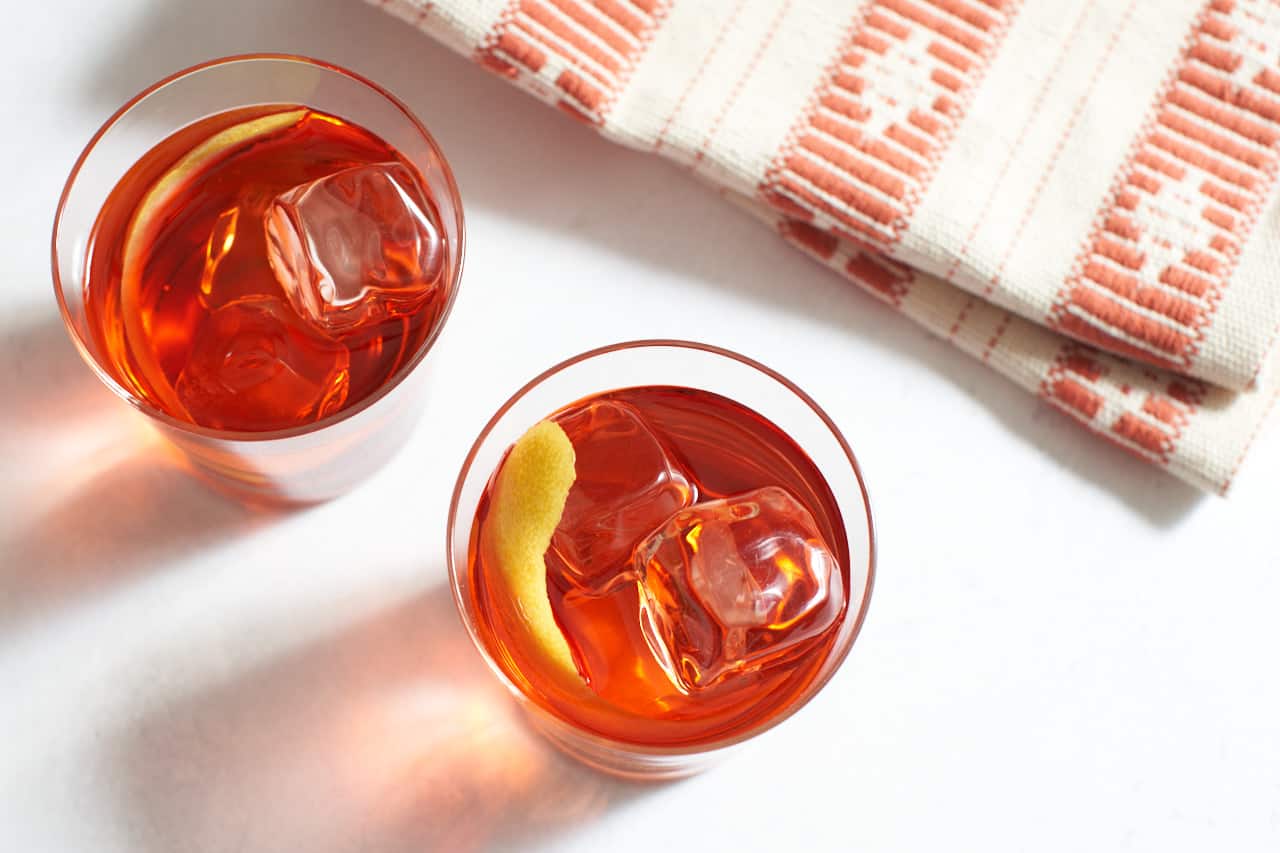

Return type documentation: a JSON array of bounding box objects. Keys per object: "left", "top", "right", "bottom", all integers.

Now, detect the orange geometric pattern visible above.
[
  {"left": 779, "top": 220, "right": 915, "bottom": 306},
  {"left": 760, "top": 0, "right": 1022, "bottom": 250},
  {"left": 372, "top": 0, "right": 1280, "bottom": 492},
  {"left": 1049, "top": 0, "right": 1280, "bottom": 374},
  {"left": 1041, "top": 344, "right": 1208, "bottom": 464},
  {"left": 477, "top": 0, "right": 672, "bottom": 124}
]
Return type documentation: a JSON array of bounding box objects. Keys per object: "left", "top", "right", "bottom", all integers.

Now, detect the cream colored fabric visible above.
[{"left": 370, "top": 0, "right": 1280, "bottom": 492}]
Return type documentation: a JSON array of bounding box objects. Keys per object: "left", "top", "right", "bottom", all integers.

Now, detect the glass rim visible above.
[
  {"left": 50, "top": 52, "right": 467, "bottom": 443},
  {"left": 445, "top": 339, "right": 877, "bottom": 757}
]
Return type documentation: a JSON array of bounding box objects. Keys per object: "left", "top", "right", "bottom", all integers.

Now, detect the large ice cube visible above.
[
  {"left": 175, "top": 294, "right": 350, "bottom": 431},
  {"left": 546, "top": 401, "right": 695, "bottom": 589},
  {"left": 633, "top": 486, "right": 844, "bottom": 692},
  {"left": 264, "top": 162, "right": 444, "bottom": 334}
]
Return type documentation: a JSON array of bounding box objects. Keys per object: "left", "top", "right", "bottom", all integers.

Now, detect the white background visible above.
[{"left": 3, "top": 2, "right": 1279, "bottom": 851}]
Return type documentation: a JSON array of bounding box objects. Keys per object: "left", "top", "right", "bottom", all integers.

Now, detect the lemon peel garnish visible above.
[{"left": 486, "top": 419, "right": 581, "bottom": 682}]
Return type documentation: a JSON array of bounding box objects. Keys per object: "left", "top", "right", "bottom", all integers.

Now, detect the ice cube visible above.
[
  {"left": 264, "top": 162, "right": 444, "bottom": 334},
  {"left": 546, "top": 401, "right": 695, "bottom": 589},
  {"left": 633, "top": 486, "right": 844, "bottom": 692},
  {"left": 175, "top": 294, "right": 350, "bottom": 431}
]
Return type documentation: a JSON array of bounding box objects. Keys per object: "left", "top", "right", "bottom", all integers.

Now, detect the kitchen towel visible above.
[{"left": 370, "top": 0, "right": 1280, "bottom": 492}]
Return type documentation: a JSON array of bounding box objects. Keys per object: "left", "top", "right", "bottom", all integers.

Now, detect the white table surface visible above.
[{"left": 4, "top": 2, "right": 1279, "bottom": 851}]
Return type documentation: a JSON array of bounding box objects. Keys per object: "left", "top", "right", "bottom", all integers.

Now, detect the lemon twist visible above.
[{"left": 486, "top": 420, "right": 581, "bottom": 681}]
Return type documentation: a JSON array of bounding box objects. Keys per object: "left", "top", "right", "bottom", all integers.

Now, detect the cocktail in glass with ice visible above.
[
  {"left": 448, "top": 342, "right": 874, "bottom": 778},
  {"left": 54, "top": 55, "right": 464, "bottom": 503}
]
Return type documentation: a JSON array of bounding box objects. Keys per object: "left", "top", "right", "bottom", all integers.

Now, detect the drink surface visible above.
[
  {"left": 469, "top": 386, "right": 851, "bottom": 747},
  {"left": 84, "top": 105, "right": 449, "bottom": 431}
]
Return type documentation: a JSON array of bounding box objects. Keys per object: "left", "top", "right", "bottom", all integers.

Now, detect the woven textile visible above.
[{"left": 371, "top": 0, "right": 1280, "bottom": 493}]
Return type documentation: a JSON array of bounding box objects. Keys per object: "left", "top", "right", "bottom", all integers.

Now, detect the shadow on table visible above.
[
  {"left": 0, "top": 311, "right": 271, "bottom": 634},
  {"left": 107, "top": 583, "right": 647, "bottom": 853},
  {"left": 0, "top": 312, "right": 115, "bottom": 437},
  {"left": 79, "top": 0, "right": 1204, "bottom": 526}
]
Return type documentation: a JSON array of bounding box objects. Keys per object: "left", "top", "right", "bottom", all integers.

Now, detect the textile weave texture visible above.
[{"left": 370, "top": 0, "right": 1280, "bottom": 493}]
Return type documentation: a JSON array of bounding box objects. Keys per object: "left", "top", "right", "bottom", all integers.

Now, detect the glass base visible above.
[{"left": 524, "top": 704, "right": 728, "bottom": 782}]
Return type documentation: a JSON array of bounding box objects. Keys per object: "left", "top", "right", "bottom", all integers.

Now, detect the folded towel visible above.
[{"left": 371, "top": 0, "right": 1280, "bottom": 492}]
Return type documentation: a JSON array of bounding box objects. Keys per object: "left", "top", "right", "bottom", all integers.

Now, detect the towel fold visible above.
[{"left": 371, "top": 0, "right": 1280, "bottom": 492}]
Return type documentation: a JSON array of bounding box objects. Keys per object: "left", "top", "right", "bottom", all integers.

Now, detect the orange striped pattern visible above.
[
  {"left": 760, "top": 0, "right": 1022, "bottom": 250},
  {"left": 477, "top": 0, "right": 672, "bottom": 123},
  {"left": 845, "top": 252, "right": 915, "bottom": 306},
  {"left": 1041, "top": 345, "right": 1207, "bottom": 464},
  {"left": 779, "top": 221, "right": 915, "bottom": 307},
  {"left": 1049, "top": 0, "right": 1280, "bottom": 374},
  {"left": 374, "top": 0, "right": 1280, "bottom": 492}
]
